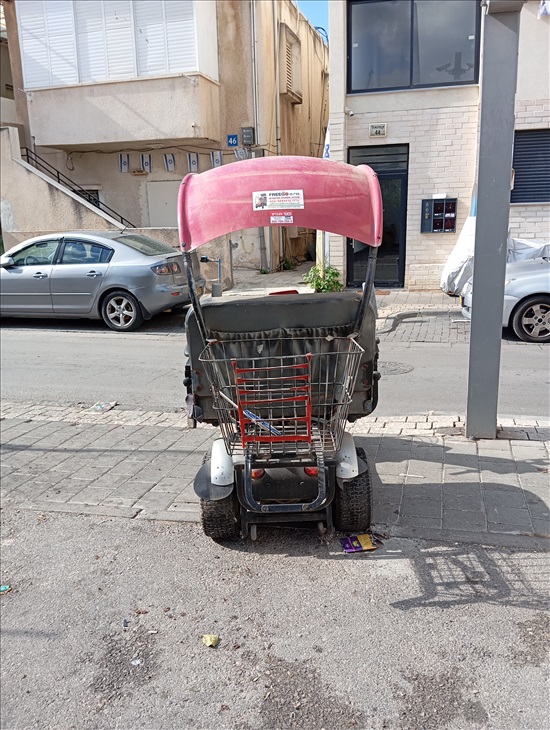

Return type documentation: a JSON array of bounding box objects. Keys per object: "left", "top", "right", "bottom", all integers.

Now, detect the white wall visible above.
[{"left": 27, "top": 75, "right": 220, "bottom": 148}]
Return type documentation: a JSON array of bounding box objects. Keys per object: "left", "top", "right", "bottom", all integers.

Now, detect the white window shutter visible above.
[
  {"left": 44, "top": 0, "right": 78, "bottom": 85},
  {"left": 134, "top": 0, "right": 167, "bottom": 76},
  {"left": 103, "top": 0, "right": 136, "bottom": 78},
  {"left": 74, "top": 0, "right": 107, "bottom": 82},
  {"left": 165, "top": 0, "right": 196, "bottom": 73},
  {"left": 17, "top": 0, "right": 51, "bottom": 89},
  {"left": 16, "top": 0, "right": 197, "bottom": 88}
]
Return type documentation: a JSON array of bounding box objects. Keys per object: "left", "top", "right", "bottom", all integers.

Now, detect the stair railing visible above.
[{"left": 20, "top": 147, "right": 135, "bottom": 228}]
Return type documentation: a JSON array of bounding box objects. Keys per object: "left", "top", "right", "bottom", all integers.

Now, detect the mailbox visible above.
[{"left": 421, "top": 198, "right": 457, "bottom": 233}]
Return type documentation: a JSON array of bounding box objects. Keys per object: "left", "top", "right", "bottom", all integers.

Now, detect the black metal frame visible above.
[
  {"left": 346, "top": 0, "right": 482, "bottom": 95},
  {"left": 235, "top": 461, "right": 337, "bottom": 537}
]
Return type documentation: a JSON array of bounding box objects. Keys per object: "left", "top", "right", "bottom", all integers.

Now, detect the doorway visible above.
[{"left": 347, "top": 145, "right": 408, "bottom": 288}]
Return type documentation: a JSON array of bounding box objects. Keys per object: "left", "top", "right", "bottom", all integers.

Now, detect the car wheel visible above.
[
  {"left": 101, "top": 290, "right": 144, "bottom": 332},
  {"left": 511, "top": 295, "right": 550, "bottom": 344}
]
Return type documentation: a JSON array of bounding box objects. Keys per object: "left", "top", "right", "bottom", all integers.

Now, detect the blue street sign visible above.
[{"left": 227, "top": 134, "right": 238, "bottom": 147}]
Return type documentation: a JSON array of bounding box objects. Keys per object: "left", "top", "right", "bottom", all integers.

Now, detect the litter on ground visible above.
[
  {"left": 340, "top": 532, "right": 386, "bottom": 553},
  {"left": 84, "top": 401, "right": 118, "bottom": 414},
  {"left": 202, "top": 634, "right": 219, "bottom": 647}
]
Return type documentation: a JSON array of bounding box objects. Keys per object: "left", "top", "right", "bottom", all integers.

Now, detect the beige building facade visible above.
[
  {"left": 1, "top": 0, "right": 328, "bottom": 276},
  {"left": 329, "top": 0, "right": 549, "bottom": 290}
]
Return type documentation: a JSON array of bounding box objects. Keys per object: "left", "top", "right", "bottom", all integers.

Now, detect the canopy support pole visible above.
[
  {"left": 183, "top": 251, "right": 208, "bottom": 346},
  {"left": 353, "top": 246, "right": 378, "bottom": 334}
]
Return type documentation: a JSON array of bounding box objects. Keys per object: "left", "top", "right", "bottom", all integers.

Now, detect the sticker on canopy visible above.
[
  {"left": 270, "top": 213, "right": 293, "bottom": 224},
  {"left": 253, "top": 190, "right": 304, "bottom": 211}
]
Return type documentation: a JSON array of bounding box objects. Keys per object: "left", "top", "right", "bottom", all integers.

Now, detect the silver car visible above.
[
  {"left": 461, "top": 257, "right": 550, "bottom": 343},
  {"left": 0, "top": 232, "right": 205, "bottom": 332}
]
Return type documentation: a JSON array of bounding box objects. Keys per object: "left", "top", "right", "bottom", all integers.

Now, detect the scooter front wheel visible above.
[{"left": 200, "top": 493, "right": 240, "bottom": 540}]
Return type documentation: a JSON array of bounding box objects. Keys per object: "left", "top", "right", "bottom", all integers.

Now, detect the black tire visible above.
[
  {"left": 333, "top": 447, "right": 372, "bottom": 533},
  {"left": 200, "top": 494, "right": 240, "bottom": 540},
  {"left": 101, "top": 290, "right": 144, "bottom": 332},
  {"left": 511, "top": 295, "right": 550, "bottom": 344}
]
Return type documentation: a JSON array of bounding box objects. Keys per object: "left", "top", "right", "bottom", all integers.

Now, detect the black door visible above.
[{"left": 347, "top": 145, "right": 409, "bottom": 288}]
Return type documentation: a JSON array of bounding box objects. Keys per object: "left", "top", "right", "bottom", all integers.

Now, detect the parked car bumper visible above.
[
  {"left": 135, "top": 281, "right": 204, "bottom": 317},
  {"left": 461, "top": 284, "right": 519, "bottom": 328}
]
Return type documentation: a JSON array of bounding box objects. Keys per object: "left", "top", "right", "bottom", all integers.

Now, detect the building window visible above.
[
  {"left": 16, "top": 0, "right": 197, "bottom": 89},
  {"left": 511, "top": 130, "right": 550, "bottom": 204},
  {"left": 348, "top": 0, "right": 480, "bottom": 93}
]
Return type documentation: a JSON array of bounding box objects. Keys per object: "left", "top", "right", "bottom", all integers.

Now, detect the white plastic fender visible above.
[
  {"left": 210, "top": 439, "right": 235, "bottom": 485},
  {"left": 335, "top": 432, "right": 359, "bottom": 479}
]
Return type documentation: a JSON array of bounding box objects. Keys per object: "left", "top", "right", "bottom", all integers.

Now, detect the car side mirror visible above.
[{"left": 0, "top": 256, "right": 14, "bottom": 268}]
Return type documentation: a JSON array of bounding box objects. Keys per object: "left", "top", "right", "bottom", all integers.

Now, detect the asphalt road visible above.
[
  {"left": 1, "top": 509, "right": 548, "bottom": 730},
  {"left": 1, "top": 321, "right": 548, "bottom": 418}
]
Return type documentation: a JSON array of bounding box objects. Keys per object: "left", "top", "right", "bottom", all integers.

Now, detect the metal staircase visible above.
[{"left": 20, "top": 147, "right": 135, "bottom": 228}]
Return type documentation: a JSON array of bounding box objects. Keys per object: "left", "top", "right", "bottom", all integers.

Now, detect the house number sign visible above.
[{"left": 369, "top": 123, "right": 387, "bottom": 138}]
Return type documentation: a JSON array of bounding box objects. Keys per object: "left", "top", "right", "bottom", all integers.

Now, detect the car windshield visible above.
[{"left": 114, "top": 234, "right": 177, "bottom": 256}]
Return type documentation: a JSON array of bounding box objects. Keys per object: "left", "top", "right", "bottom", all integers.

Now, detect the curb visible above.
[
  {"left": 379, "top": 524, "right": 550, "bottom": 551},
  {"left": 1, "top": 403, "right": 548, "bottom": 440}
]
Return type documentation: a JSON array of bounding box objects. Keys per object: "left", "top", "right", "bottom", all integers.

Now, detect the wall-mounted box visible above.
[
  {"left": 421, "top": 198, "right": 457, "bottom": 233},
  {"left": 241, "top": 126, "right": 255, "bottom": 146}
]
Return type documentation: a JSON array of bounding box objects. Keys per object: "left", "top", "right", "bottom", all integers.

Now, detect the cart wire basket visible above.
[{"left": 199, "top": 336, "right": 364, "bottom": 458}]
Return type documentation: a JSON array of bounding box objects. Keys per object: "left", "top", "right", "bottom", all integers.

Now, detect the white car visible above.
[{"left": 461, "top": 257, "right": 550, "bottom": 343}]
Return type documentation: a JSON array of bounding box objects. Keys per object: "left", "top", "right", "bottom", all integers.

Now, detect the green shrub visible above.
[{"left": 303, "top": 265, "right": 343, "bottom": 293}]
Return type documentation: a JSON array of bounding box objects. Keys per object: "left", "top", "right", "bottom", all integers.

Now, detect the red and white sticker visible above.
[{"left": 270, "top": 213, "right": 294, "bottom": 224}]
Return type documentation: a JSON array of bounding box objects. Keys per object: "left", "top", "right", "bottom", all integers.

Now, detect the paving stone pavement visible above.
[{"left": 1, "top": 402, "right": 548, "bottom": 546}]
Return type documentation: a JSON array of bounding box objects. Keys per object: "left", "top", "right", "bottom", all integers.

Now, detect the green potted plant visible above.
[{"left": 303, "top": 264, "right": 343, "bottom": 292}]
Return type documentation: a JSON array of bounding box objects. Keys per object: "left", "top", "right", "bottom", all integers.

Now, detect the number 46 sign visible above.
[{"left": 227, "top": 134, "right": 238, "bottom": 147}]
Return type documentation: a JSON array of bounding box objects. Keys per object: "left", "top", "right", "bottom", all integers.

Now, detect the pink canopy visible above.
[{"left": 178, "top": 156, "right": 382, "bottom": 251}]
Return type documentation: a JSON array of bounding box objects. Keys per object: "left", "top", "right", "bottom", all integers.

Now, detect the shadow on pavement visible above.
[{"left": 388, "top": 541, "right": 549, "bottom": 611}]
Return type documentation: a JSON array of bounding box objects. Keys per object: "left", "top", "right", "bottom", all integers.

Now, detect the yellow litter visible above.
[{"left": 202, "top": 634, "right": 219, "bottom": 647}]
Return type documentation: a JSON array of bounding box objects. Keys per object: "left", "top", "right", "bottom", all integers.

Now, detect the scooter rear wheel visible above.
[
  {"left": 200, "top": 493, "right": 240, "bottom": 540},
  {"left": 333, "top": 447, "right": 372, "bottom": 533}
]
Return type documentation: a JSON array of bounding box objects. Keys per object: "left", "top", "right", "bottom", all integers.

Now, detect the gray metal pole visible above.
[{"left": 466, "top": 1, "right": 524, "bottom": 439}]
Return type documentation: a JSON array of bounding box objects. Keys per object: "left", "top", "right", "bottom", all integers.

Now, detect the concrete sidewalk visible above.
[{"left": 1, "top": 401, "right": 548, "bottom": 548}]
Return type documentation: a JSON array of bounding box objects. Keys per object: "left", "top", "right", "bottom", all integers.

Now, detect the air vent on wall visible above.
[{"left": 279, "top": 24, "right": 302, "bottom": 105}]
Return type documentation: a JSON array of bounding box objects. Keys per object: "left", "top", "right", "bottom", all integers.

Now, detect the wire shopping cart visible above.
[{"left": 200, "top": 336, "right": 364, "bottom": 457}]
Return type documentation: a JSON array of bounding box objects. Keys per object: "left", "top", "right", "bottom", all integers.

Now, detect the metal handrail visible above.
[{"left": 20, "top": 147, "right": 135, "bottom": 228}]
